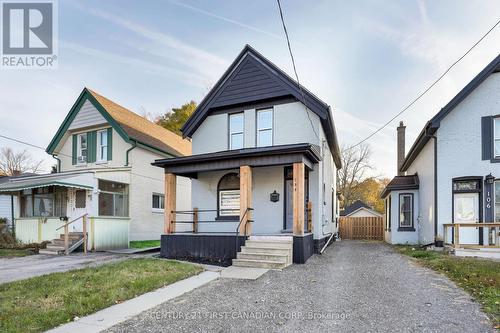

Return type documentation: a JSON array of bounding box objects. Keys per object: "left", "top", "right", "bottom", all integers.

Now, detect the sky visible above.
[{"left": 0, "top": 0, "right": 499, "bottom": 177}]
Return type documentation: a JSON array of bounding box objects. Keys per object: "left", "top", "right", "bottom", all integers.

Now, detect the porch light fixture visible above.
[
  {"left": 485, "top": 173, "right": 495, "bottom": 184},
  {"left": 270, "top": 190, "right": 280, "bottom": 202}
]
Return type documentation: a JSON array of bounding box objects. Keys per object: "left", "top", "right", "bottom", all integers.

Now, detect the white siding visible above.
[
  {"left": 348, "top": 208, "right": 382, "bottom": 218},
  {"left": 68, "top": 100, "right": 107, "bottom": 130},
  {"left": 436, "top": 72, "right": 500, "bottom": 239},
  {"left": 406, "top": 140, "right": 435, "bottom": 244}
]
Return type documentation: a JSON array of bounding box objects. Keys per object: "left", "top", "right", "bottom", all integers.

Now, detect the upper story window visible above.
[
  {"left": 399, "top": 193, "right": 413, "bottom": 230},
  {"left": 77, "top": 133, "right": 87, "bottom": 164},
  {"left": 257, "top": 108, "right": 273, "bottom": 147},
  {"left": 97, "top": 129, "right": 108, "bottom": 162},
  {"left": 494, "top": 117, "right": 500, "bottom": 158},
  {"left": 229, "top": 113, "right": 244, "bottom": 150}
]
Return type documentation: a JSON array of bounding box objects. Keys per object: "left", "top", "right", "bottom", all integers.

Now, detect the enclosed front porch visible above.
[
  {"left": 152, "top": 143, "right": 322, "bottom": 265},
  {"left": 0, "top": 172, "right": 131, "bottom": 252}
]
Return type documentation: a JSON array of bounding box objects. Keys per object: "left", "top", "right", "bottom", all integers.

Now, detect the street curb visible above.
[{"left": 45, "top": 271, "right": 219, "bottom": 333}]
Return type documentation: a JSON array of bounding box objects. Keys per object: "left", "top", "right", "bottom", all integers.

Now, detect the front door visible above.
[
  {"left": 454, "top": 193, "right": 479, "bottom": 245},
  {"left": 283, "top": 166, "right": 308, "bottom": 232}
]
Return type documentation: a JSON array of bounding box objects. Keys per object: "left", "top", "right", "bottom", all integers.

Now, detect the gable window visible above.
[
  {"left": 152, "top": 193, "right": 165, "bottom": 210},
  {"left": 229, "top": 113, "right": 244, "bottom": 150},
  {"left": 399, "top": 193, "right": 414, "bottom": 230},
  {"left": 77, "top": 133, "right": 87, "bottom": 164},
  {"left": 217, "top": 173, "right": 240, "bottom": 218},
  {"left": 97, "top": 129, "right": 108, "bottom": 162},
  {"left": 495, "top": 117, "right": 500, "bottom": 158},
  {"left": 98, "top": 180, "right": 129, "bottom": 217},
  {"left": 257, "top": 108, "right": 273, "bottom": 147}
]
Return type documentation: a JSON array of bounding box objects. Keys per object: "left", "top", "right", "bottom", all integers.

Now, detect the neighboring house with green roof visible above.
[{"left": 0, "top": 88, "right": 191, "bottom": 252}]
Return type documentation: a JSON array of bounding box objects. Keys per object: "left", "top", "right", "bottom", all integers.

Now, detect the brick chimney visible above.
[{"left": 397, "top": 121, "right": 406, "bottom": 176}]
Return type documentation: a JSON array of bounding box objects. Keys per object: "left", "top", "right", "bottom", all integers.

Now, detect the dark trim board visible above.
[
  {"left": 160, "top": 234, "right": 247, "bottom": 267},
  {"left": 293, "top": 234, "right": 314, "bottom": 264},
  {"left": 313, "top": 234, "right": 335, "bottom": 254}
]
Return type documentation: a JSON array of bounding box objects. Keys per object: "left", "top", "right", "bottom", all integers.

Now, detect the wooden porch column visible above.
[
  {"left": 293, "top": 162, "right": 305, "bottom": 236},
  {"left": 239, "top": 165, "right": 252, "bottom": 235},
  {"left": 164, "top": 173, "right": 176, "bottom": 234}
]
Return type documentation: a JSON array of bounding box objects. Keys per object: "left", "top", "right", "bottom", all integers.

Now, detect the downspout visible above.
[
  {"left": 430, "top": 134, "right": 439, "bottom": 245},
  {"left": 125, "top": 140, "right": 137, "bottom": 166},
  {"left": 52, "top": 154, "right": 61, "bottom": 173}
]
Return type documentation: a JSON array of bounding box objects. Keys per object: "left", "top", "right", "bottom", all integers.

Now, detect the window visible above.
[
  {"left": 453, "top": 179, "right": 480, "bottom": 191},
  {"left": 152, "top": 193, "right": 165, "bottom": 210},
  {"left": 257, "top": 108, "right": 273, "bottom": 147},
  {"left": 20, "top": 186, "right": 67, "bottom": 218},
  {"left": 217, "top": 173, "right": 240, "bottom": 218},
  {"left": 229, "top": 113, "right": 244, "bottom": 150},
  {"left": 495, "top": 117, "right": 500, "bottom": 158},
  {"left": 75, "top": 190, "right": 86, "bottom": 208},
  {"left": 399, "top": 194, "right": 413, "bottom": 229},
  {"left": 98, "top": 180, "right": 129, "bottom": 217},
  {"left": 495, "top": 181, "right": 500, "bottom": 223},
  {"left": 97, "top": 129, "right": 108, "bottom": 162},
  {"left": 385, "top": 196, "right": 391, "bottom": 230},
  {"left": 77, "top": 133, "right": 87, "bottom": 164}
]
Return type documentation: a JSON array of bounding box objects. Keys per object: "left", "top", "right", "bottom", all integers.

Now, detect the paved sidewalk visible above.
[
  {"left": 0, "top": 252, "right": 131, "bottom": 283},
  {"left": 106, "top": 241, "right": 494, "bottom": 333}
]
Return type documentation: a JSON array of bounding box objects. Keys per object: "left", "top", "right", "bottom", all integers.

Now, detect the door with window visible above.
[
  {"left": 283, "top": 166, "right": 308, "bottom": 232},
  {"left": 454, "top": 193, "right": 479, "bottom": 245}
]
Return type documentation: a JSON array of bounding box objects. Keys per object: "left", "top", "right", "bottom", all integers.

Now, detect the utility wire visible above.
[
  {"left": 276, "top": 0, "right": 319, "bottom": 140},
  {"left": 0, "top": 134, "right": 164, "bottom": 183},
  {"left": 346, "top": 18, "right": 500, "bottom": 151}
]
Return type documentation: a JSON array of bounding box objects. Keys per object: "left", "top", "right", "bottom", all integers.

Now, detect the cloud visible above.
[
  {"left": 80, "top": 6, "right": 228, "bottom": 79},
  {"left": 61, "top": 41, "right": 207, "bottom": 88}
]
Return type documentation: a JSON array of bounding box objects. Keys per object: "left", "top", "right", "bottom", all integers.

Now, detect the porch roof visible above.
[
  {"left": 152, "top": 143, "right": 321, "bottom": 177},
  {"left": 0, "top": 173, "right": 93, "bottom": 192}
]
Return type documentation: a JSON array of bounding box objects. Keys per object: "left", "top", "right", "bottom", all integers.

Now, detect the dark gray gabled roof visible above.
[
  {"left": 181, "top": 44, "right": 341, "bottom": 169},
  {"left": 401, "top": 53, "right": 500, "bottom": 172},
  {"left": 380, "top": 174, "right": 419, "bottom": 198},
  {"left": 340, "top": 200, "right": 371, "bottom": 216}
]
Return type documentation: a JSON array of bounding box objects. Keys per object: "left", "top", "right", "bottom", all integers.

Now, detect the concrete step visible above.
[
  {"left": 232, "top": 258, "right": 287, "bottom": 269},
  {"left": 237, "top": 252, "right": 288, "bottom": 263},
  {"left": 39, "top": 248, "right": 62, "bottom": 255},
  {"left": 59, "top": 234, "right": 83, "bottom": 240},
  {"left": 249, "top": 236, "right": 293, "bottom": 243},
  {"left": 240, "top": 246, "right": 290, "bottom": 256},
  {"left": 244, "top": 240, "right": 293, "bottom": 249},
  {"left": 46, "top": 245, "right": 65, "bottom": 251},
  {"left": 52, "top": 239, "right": 80, "bottom": 247}
]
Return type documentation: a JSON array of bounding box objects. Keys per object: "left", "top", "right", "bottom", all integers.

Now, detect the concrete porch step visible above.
[
  {"left": 39, "top": 248, "right": 63, "bottom": 255},
  {"left": 244, "top": 240, "right": 292, "bottom": 249},
  {"left": 237, "top": 252, "right": 288, "bottom": 263},
  {"left": 240, "top": 246, "right": 290, "bottom": 256},
  {"left": 232, "top": 258, "right": 287, "bottom": 269},
  {"left": 249, "top": 235, "right": 293, "bottom": 243}
]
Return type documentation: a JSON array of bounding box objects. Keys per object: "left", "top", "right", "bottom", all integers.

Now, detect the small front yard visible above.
[
  {"left": 129, "top": 240, "right": 161, "bottom": 249},
  {"left": 0, "top": 248, "right": 34, "bottom": 257},
  {"left": 396, "top": 246, "right": 500, "bottom": 327},
  {"left": 0, "top": 258, "right": 202, "bottom": 333}
]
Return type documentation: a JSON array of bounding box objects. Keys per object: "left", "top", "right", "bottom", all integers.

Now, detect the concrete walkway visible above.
[
  {"left": 106, "top": 241, "right": 494, "bottom": 333},
  {"left": 0, "top": 252, "right": 132, "bottom": 283}
]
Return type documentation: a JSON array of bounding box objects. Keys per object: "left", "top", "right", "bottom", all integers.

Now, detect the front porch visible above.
[
  {"left": 152, "top": 143, "right": 323, "bottom": 265},
  {"left": 443, "top": 222, "right": 500, "bottom": 259}
]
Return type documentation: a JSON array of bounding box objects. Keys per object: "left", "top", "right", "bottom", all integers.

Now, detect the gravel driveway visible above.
[{"left": 106, "top": 241, "right": 493, "bottom": 332}]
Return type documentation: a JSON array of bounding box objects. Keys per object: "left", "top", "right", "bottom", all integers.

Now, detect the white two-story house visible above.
[
  {"left": 382, "top": 54, "right": 500, "bottom": 258},
  {"left": 0, "top": 88, "right": 191, "bottom": 251},
  {"left": 153, "top": 45, "right": 342, "bottom": 267}
]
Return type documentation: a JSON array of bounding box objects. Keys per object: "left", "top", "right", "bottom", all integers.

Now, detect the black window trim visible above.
[{"left": 398, "top": 193, "right": 415, "bottom": 231}]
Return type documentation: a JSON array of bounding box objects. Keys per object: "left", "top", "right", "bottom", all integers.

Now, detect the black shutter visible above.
[{"left": 481, "top": 116, "right": 492, "bottom": 160}]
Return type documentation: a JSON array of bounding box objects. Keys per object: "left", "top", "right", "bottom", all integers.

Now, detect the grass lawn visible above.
[
  {"left": 0, "top": 258, "right": 202, "bottom": 333},
  {"left": 0, "top": 248, "right": 34, "bottom": 257},
  {"left": 396, "top": 246, "right": 500, "bottom": 327},
  {"left": 129, "top": 240, "right": 161, "bottom": 249}
]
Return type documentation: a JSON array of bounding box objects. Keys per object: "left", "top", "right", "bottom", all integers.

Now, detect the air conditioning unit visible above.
[{"left": 77, "top": 156, "right": 87, "bottom": 163}]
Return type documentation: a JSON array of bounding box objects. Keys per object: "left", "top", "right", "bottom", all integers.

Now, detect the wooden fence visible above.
[{"left": 339, "top": 217, "right": 384, "bottom": 240}]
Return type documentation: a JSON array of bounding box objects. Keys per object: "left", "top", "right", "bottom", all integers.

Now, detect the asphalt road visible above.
[{"left": 106, "top": 241, "right": 494, "bottom": 333}]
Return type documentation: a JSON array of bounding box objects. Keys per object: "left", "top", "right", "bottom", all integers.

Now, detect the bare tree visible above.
[
  {"left": 0, "top": 147, "right": 43, "bottom": 175},
  {"left": 337, "top": 143, "right": 372, "bottom": 209}
]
